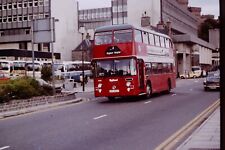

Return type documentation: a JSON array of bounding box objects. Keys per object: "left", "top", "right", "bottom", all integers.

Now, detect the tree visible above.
[
  {"left": 198, "top": 18, "right": 219, "bottom": 42},
  {"left": 41, "top": 65, "right": 52, "bottom": 81}
]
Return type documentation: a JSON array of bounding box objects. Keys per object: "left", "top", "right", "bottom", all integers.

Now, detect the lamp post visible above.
[{"left": 79, "top": 26, "right": 86, "bottom": 92}]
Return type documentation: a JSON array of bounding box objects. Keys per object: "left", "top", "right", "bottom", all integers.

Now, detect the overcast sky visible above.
[{"left": 77, "top": 0, "right": 219, "bottom": 18}]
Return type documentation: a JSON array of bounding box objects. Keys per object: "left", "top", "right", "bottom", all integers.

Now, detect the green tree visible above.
[{"left": 198, "top": 18, "right": 219, "bottom": 42}]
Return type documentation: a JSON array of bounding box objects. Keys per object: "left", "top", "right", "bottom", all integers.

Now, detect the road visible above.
[{"left": 0, "top": 78, "right": 219, "bottom": 150}]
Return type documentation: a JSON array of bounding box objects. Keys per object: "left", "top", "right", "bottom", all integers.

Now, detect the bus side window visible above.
[
  {"left": 160, "top": 37, "right": 166, "bottom": 48},
  {"left": 149, "top": 33, "right": 155, "bottom": 46},
  {"left": 158, "top": 63, "right": 163, "bottom": 74},
  {"left": 165, "top": 38, "right": 170, "bottom": 48},
  {"left": 151, "top": 63, "right": 158, "bottom": 74},
  {"left": 143, "top": 31, "right": 149, "bottom": 44},
  {"left": 145, "top": 63, "right": 151, "bottom": 75},
  {"left": 154, "top": 35, "right": 160, "bottom": 47},
  {"left": 162, "top": 63, "right": 168, "bottom": 73}
]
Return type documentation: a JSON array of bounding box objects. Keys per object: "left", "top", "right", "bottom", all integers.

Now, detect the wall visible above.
[
  {"left": 0, "top": 43, "right": 19, "bottom": 49},
  {"left": 51, "top": 0, "right": 80, "bottom": 61}
]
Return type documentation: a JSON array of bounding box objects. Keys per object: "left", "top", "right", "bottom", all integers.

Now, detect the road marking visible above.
[
  {"left": 93, "top": 114, "right": 107, "bottom": 120},
  {"left": 171, "top": 94, "right": 177, "bottom": 96},
  {"left": 144, "top": 101, "right": 152, "bottom": 104},
  {"left": 190, "top": 89, "right": 193, "bottom": 91},
  {"left": 0, "top": 146, "right": 10, "bottom": 150}
]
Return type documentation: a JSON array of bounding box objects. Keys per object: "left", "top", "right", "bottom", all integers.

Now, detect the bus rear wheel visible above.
[{"left": 145, "top": 83, "right": 152, "bottom": 98}]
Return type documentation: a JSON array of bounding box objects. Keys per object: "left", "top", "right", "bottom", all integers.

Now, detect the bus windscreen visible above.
[{"left": 96, "top": 58, "right": 136, "bottom": 77}]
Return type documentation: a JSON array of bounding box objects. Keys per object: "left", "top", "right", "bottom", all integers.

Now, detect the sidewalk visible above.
[{"left": 177, "top": 107, "right": 220, "bottom": 150}]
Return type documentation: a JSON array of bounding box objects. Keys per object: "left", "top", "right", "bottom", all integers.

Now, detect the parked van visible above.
[{"left": 191, "top": 66, "right": 202, "bottom": 78}]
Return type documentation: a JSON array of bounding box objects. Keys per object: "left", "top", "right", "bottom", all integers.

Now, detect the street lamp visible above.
[{"left": 79, "top": 26, "right": 86, "bottom": 92}]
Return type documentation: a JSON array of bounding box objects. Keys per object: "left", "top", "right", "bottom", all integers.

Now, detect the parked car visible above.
[
  {"left": 203, "top": 70, "right": 220, "bottom": 91},
  {"left": 36, "top": 78, "right": 62, "bottom": 93}
]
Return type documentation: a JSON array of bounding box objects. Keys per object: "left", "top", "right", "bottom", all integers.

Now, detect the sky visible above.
[{"left": 77, "top": 0, "right": 219, "bottom": 18}]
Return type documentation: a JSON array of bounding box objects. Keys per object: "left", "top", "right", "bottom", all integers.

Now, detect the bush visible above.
[{"left": 0, "top": 77, "right": 53, "bottom": 103}]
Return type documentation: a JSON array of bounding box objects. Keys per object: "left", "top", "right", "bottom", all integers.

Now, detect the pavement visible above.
[
  {"left": 0, "top": 79, "right": 221, "bottom": 149},
  {"left": 176, "top": 107, "right": 220, "bottom": 150}
]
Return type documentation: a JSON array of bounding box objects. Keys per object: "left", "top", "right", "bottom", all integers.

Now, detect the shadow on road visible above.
[{"left": 98, "top": 91, "right": 175, "bottom": 104}]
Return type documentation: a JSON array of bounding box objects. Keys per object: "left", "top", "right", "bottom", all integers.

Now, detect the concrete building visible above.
[
  {"left": 0, "top": 0, "right": 80, "bottom": 61},
  {"left": 77, "top": 0, "right": 217, "bottom": 74},
  {"left": 209, "top": 28, "right": 220, "bottom": 66},
  {"left": 112, "top": 0, "right": 160, "bottom": 27},
  {"left": 78, "top": 7, "right": 112, "bottom": 40},
  {"left": 162, "top": 0, "right": 215, "bottom": 74}
]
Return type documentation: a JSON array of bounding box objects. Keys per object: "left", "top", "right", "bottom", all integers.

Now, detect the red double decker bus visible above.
[{"left": 92, "top": 24, "right": 176, "bottom": 100}]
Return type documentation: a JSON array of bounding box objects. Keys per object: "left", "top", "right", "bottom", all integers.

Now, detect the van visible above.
[{"left": 191, "top": 66, "right": 202, "bottom": 78}]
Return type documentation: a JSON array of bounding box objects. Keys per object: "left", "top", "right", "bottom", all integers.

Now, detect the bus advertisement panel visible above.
[{"left": 92, "top": 24, "right": 176, "bottom": 100}]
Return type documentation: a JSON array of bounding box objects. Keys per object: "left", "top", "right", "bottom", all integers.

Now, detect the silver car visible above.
[{"left": 203, "top": 70, "right": 220, "bottom": 91}]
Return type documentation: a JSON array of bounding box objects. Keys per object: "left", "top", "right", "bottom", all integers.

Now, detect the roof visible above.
[
  {"left": 73, "top": 39, "right": 93, "bottom": 52},
  {"left": 172, "top": 34, "right": 216, "bottom": 50},
  {"left": 95, "top": 24, "right": 170, "bottom": 38}
]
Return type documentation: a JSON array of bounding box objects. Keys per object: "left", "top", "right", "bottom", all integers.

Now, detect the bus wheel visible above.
[
  {"left": 145, "top": 83, "right": 152, "bottom": 98},
  {"left": 108, "top": 97, "right": 115, "bottom": 101}
]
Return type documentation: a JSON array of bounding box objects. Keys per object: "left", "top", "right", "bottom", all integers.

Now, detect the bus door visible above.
[{"left": 138, "top": 59, "right": 145, "bottom": 89}]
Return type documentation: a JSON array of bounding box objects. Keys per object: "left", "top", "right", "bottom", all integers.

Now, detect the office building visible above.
[{"left": 0, "top": 0, "right": 80, "bottom": 61}]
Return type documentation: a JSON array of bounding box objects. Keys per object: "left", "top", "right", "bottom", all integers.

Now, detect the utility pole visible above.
[{"left": 81, "top": 32, "right": 85, "bottom": 92}]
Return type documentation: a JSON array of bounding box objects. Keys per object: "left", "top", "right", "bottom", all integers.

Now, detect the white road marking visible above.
[
  {"left": 144, "top": 101, "right": 152, "bottom": 104},
  {"left": 171, "top": 94, "right": 177, "bottom": 96},
  {"left": 0, "top": 146, "right": 10, "bottom": 150},
  {"left": 194, "top": 80, "right": 199, "bottom": 83},
  {"left": 93, "top": 114, "right": 107, "bottom": 120},
  {"left": 190, "top": 89, "right": 193, "bottom": 91}
]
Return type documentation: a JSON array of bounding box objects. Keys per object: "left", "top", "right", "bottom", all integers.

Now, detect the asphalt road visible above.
[{"left": 0, "top": 78, "right": 219, "bottom": 150}]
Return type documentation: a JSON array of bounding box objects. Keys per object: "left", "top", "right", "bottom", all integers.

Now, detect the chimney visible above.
[
  {"left": 176, "top": 0, "right": 188, "bottom": 8},
  {"left": 188, "top": 7, "right": 201, "bottom": 18}
]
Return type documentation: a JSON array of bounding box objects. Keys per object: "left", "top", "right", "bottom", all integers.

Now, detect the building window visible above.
[
  {"left": 28, "top": 15, "right": 33, "bottom": 21},
  {"left": 0, "top": 18, "right": 2, "bottom": 23},
  {"left": 26, "top": 29, "right": 30, "bottom": 34},
  {"left": 3, "top": 17, "right": 7, "bottom": 23},
  {"left": 13, "top": 16, "right": 17, "bottom": 22},
  {"left": 34, "top": 0, "right": 38, "bottom": 7},
  {"left": 28, "top": 2, "right": 33, "bottom": 7},
  {"left": 0, "top": 5, "right": 2, "bottom": 10},
  {"left": 7, "top": 17, "right": 12, "bottom": 22},
  {"left": 44, "top": 14, "right": 49, "bottom": 18},
  {"left": 39, "top": 14, "right": 44, "bottom": 19},
  {"left": 23, "top": 2, "right": 28, "bottom": 8},
  {"left": 18, "top": 2, "right": 22, "bottom": 8},
  {"left": 23, "top": 16, "right": 28, "bottom": 21},
  {"left": 18, "top": 16, "right": 23, "bottom": 22},
  {"left": 13, "top": 3, "right": 17, "bottom": 9},
  {"left": 39, "top": 0, "right": 44, "bottom": 6},
  {"left": 3, "top": 4, "right": 7, "bottom": 10},
  {"left": 44, "top": 0, "right": 49, "bottom": 6},
  {"left": 8, "top": 3, "right": 12, "bottom": 10}
]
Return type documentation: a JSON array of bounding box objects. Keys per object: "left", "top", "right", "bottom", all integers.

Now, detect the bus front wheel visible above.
[{"left": 108, "top": 97, "right": 115, "bottom": 101}]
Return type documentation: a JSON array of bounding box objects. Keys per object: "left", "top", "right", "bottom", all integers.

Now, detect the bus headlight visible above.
[
  {"left": 126, "top": 82, "right": 131, "bottom": 87},
  {"left": 98, "top": 83, "right": 102, "bottom": 88},
  {"left": 127, "top": 88, "right": 131, "bottom": 92}
]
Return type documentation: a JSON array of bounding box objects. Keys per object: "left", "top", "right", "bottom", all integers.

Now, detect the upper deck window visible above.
[
  {"left": 114, "top": 30, "right": 132, "bottom": 43},
  {"left": 134, "top": 30, "right": 142, "bottom": 43},
  {"left": 95, "top": 32, "right": 112, "bottom": 45}
]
